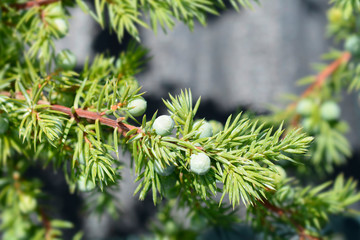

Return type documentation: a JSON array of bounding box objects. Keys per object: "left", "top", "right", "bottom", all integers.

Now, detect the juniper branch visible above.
[
  {"left": 302, "top": 52, "right": 350, "bottom": 97},
  {"left": 9, "top": 0, "right": 60, "bottom": 10},
  {"left": 39, "top": 208, "right": 52, "bottom": 240},
  {"left": 0, "top": 91, "right": 140, "bottom": 136},
  {"left": 288, "top": 51, "right": 351, "bottom": 126},
  {"left": 258, "top": 198, "right": 321, "bottom": 240}
]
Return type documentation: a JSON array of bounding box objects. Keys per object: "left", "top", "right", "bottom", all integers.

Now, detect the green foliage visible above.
[
  {"left": 0, "top": 162, "right": 79, "bottom": 240},
  {"left": 1, "top": 0, "right": 360, "bottom": 239},
  {"left": 331, "top": 0, "right": 360, "bottom": 14},
  {"left": 75, "top": 0, "right": 259, "bottom": 41},
  {"left": 296, "top": 98, "right": 315, "bottom": 117},
  {"left": 249, "top": 175, "right": 360, "bottom": 239},
  {"left": 255, "top": 3, "right": 360, "bottom": 176},
  {"left": 257, "top": 49, "right": 352, "bottom": 174},
  {"left": 56, "top": 49, "right": 77, "bottom": 71}
]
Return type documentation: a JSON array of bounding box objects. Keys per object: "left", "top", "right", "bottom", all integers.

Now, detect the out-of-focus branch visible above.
[
  {"left": 258, "top": 198, "right": 321, "bottom": 240},
  {"left": 290, "top": 52, "right": 351, "bottom": 111},
  {"left": 39, "top": 208, "right": 52, "bottom": 240},
  {"left": 288, "top": 52, "right": 351, "bottom": 126},
  {"left": 9, "top": 0, "right": 60, "bottom": 10}
]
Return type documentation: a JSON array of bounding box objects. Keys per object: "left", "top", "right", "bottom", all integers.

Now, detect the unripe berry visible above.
[
  {"left": 0, "top": 117, "right": 9, "bottom": 134},
  {"left": 127, "top": 97, "right": 147, "bottom": 117},
  {"left": 327, "top": 8, "right": 343, "bottom": 24},
  {"left": 56, "top": 49, "right": 76, "bottom": 70},
  {"left": 154, "top": 161, "right": 175, "bottom": 176},
  {"left": 344, "top": 35, "right": 360, "bottom": 57},
  {"left": 190, "top": 153, "right": 211, "bottom": 175},
  {"left": 320, "top": 101, "right": 340, "bottom": 121},
  {"left": 153, "top": 115, "right": 174, "bottom": 136},
  {"left": 77, "top": 175, "right": 96, "bottom": 192},
  {"left": 45, "top": 3, "right": 64, "bottom": 17},
  {"left": 301, "top": 118, "right": 312, "bottom": 131},
  {"left": 296, "top": 99, "right": 314, "bottom": 116},
  {"left": 12, "top": 171, "right": 20, "bottom": 180},
  {"left": 52, "top": 18, "right": 69, "bottom": 38},
  {"left": 273, "top": 165, "right": 287, "bottom": 183},
  {"left": 19, "top": 194, "right": 37, "bottom": 214},
  {"left": 209, "top": 120, "right": 223, "bottom": 135},
  {"left": 164, "top": 220, "right": 177, "bottom": 235},
  {"left": 301, "top": 118, "right": 320, "bottom": 134},
  {"left": 193, "top": 120, "right": 213, "bottom": 138}
]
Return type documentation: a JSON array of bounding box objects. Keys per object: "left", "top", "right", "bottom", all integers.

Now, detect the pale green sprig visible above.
[{"left": 131, "top": 90, "right": 313, "bottom": 206}]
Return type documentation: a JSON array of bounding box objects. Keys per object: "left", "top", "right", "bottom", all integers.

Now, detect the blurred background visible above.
[{"left": 43, "top": 0, "right": 360, "bottom": 239}]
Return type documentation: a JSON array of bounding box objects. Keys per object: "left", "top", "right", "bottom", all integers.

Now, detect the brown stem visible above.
[
  {"left": 258, "top": 198, "right": 321, "bottom": 240},
  {"left": 1, "top": 91, "right": 209, "bottom": 153},
  {"left": 292, "top": 52, "right": 351, "bottom": 109},
  {"left": 302, "top": 52, "right": 351, "bottom": 97},
  {"left": 288, "top": 52, "right": 351, "bottom": 126},
  {"left": 9, "top": 0, "right": 60, "bottom": 10},
  {"left": 49, "top": 104, "right": 140, "bottom": 136},
  {"left": 258, "top": 197, "right": 284, "bottom": 216},
  {"left": 40, "top": 208, "right": 52, "bottom": 240},
  {"left": 0, "top": 91, "right": 141, "bottom": 137}
]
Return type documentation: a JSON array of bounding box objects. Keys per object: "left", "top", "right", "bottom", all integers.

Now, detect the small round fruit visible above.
[
  {"left": 327, "top": 8, "right": 343, "bottom": 24},
  {"left": 153, "top": 115, "right": 174, "bottom": 136},
  {"left": 12, "top": 171, "right": 20, "bottom": 180},
  {"left": 193, "top": 120, "right": 213, "bottom": 138},
  {"left": 209, "top": 120, "right": 223, "bottom": 135},
  {"left": 52, "top": 18, "right": 69, "bottom": 38},
  {"left": 154, "top": 161, "right": 175, "bottom": 176},
  {"left": 45, "top": 3, "right": 64, "bottom": 17},
  {"left": 190, "top": 153, "right": 211, "bottom": 175},
  {"left": 164, "top": 220, "right": 177, "bottom": 235},
  {"left": 77, "top": 175, "right": 96, "bottom": 192},
  {"left": 344, "top": 35, "right": 360, "bottom": 57},
  {"left": 320, "top": 101, "right": 340, "bottom": 121},
  {"left": 128, "top": 97, "right": 147, "bottom": 117},
  {"left": 273, "top": 165, "right": 287, "bottom": 183},
  {"left": 78, "top": 154, "right": 86, "bottom": 166},
  {"left": 56, "top": 49, "right": 76, "bottom": 70},
  {"left": 0, "top": 117, "right": 9, "bottom": 134},
  {"left": 301, "top": 118, "right": 320, "bottom": 134},
  {"left": 301, "top": 118, "right": 313, "bottom": 131},
  {"left": 19, "top": 194, "right": 37, "bottom": 214},
  {"left": 296, "top": 99, "right": 314, "bottom": 116}
]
